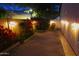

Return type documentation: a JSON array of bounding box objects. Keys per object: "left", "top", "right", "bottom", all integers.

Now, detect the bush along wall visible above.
[
  {"left": 17, "top": 20, "right": 34, "bottom": 43},
  {"left": 0, "top": 25, "right": 17, "bottom": 52}
]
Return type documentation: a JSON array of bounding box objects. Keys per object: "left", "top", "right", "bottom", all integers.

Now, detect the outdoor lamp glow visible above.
[
  {"left": 61, "top": 20, "right": 69, "bottom": 29},
  {"left": 9, "top": 21, "right": 17, "bottom": 27},
  {"left": 61, "top": 20, "right": 64, "bottom": 25},
  {"left": 61, "top": 20, "right": 69, "bottom": 25},
  {"left": 49, "top": 20, "right": 56, "bottom": 25},
  {"left": 29, "top": 9, "right": 33, "bottom": 12},
  {"left": 8, "top": 21, "right": 18, "bottom": 33},
  {"left": 64, "top": 21, "right": 69, "bottom": 29},
  {"left": 71, "top": 23, "right": 79, "bottom": 30},
  {"left": 4, "top": 21, "right": 9, "bottom": 28},
  {"left": 24, "top": 10, "right": 30, "bottom": 13},
  {"left": 71, "top": 23, "right": 79, "bottom": 41},
  {"left": 64, "top": 21, "right": 69, "bottom": 26},
  {"left": 32, "top": 21, "right": 37, "bottom": 32},
  {"left": 32, "top": 21, "right": 37, "bottom": 25}
]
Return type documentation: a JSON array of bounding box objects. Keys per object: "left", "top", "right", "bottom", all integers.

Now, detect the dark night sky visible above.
[
  {"left": 0, "top": 3, "right": 61, "bottom": 19},
  {"left": 0, "top": 3, "right": 61, "bottom": 13}
]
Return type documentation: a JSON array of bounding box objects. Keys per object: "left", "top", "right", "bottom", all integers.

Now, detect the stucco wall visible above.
[
  {"left": 0, "top": 19, "right": 21, "bottom": 35},
  {"left": 60, "top": 3, "right": 79, "bottom": 55}
]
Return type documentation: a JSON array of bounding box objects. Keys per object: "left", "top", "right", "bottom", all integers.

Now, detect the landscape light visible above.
[
  {"left": 71, "top": 23, "right": 79, "bottom": 30},
  {"left": 49, "top": 20, "right": 56, "bottom": 25},
  {"left": 61, "top": 20, "right": 69, "bottom": 25},
  {"left": 9, "top": 21, "right": 17, "bottom": 27},
  {"left": 32, "top": 21, "right": 37, "bottom": 32},
  {"left": 61, "top": 20, "right": 69, "bottom": 30},
  {"left": 32, "top": 21, "right": 37, "bottom": 25},
  {"left": 70, "top": 23, "right": 79, "bottom": 40}
]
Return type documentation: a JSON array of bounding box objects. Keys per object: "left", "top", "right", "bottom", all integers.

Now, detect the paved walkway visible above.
[
  {"left": 8, "top": 31, "right": 65, "bottom": 56},
  {"left": 59, "top": 31, "right": 76, "bottom": 56}
]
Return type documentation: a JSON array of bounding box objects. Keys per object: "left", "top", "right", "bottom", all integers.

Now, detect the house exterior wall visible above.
[{"left": 60, "top": 3, "right": 79, "bottom": 55}]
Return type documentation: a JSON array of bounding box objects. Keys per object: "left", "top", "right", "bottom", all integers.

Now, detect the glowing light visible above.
[
  {"left": 12, "top": 14, "right": 31, "bottom": 19},
  {"left": 29, "top": 9, "right": 33, "bottom": 12},
  {"left": 8, "top": 21, "right": 19, "bottom": 33},
  {"left": 3, "top": 21, "right": 20, "bottom": 34},
  {"left": 64, "top": 21, "right": 69, "bottom": 30},
  {"left": 32, "top": 21, "right": 37, "bottom": 25},
  {"left": 24, "top": 10, "right": 30, "bottom": 13},
  {"left": 9, "top": 21, "right": 17, "bottom": 27},
  {"left": 49, "top": 20, "right": 56, "bottom": 25},
  {"left": 61, "top": 20, "right": 69, "bottom": 25},
  {"left": 61, "top": 20, "right": 65, "bottom": 25},
  {"left": 32, "top": 21, "right": 37, "bottom": 32},
  {"left": 70, "top": 23, "right": 79, "bottom": 41},
  {"left": 48, "top": 20, "right": 56, "bottom": 30},
  {"left": 28, "top": 17, "right": 31, "bottom": 19},
  {"left": 32, "top": 11, "right": 37, "bottom": 17},
  {"left": 61, "top": 20, "right": 69, "bottom": 30},
  {"left": 71, "top": 23, "right": 79, "bottom": 30},
  {"left": 4, "top": 21, "right": 8, "bottom": 28},
  {"left": 24, "top": 9, "right": 33, "bottom": 14}
]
